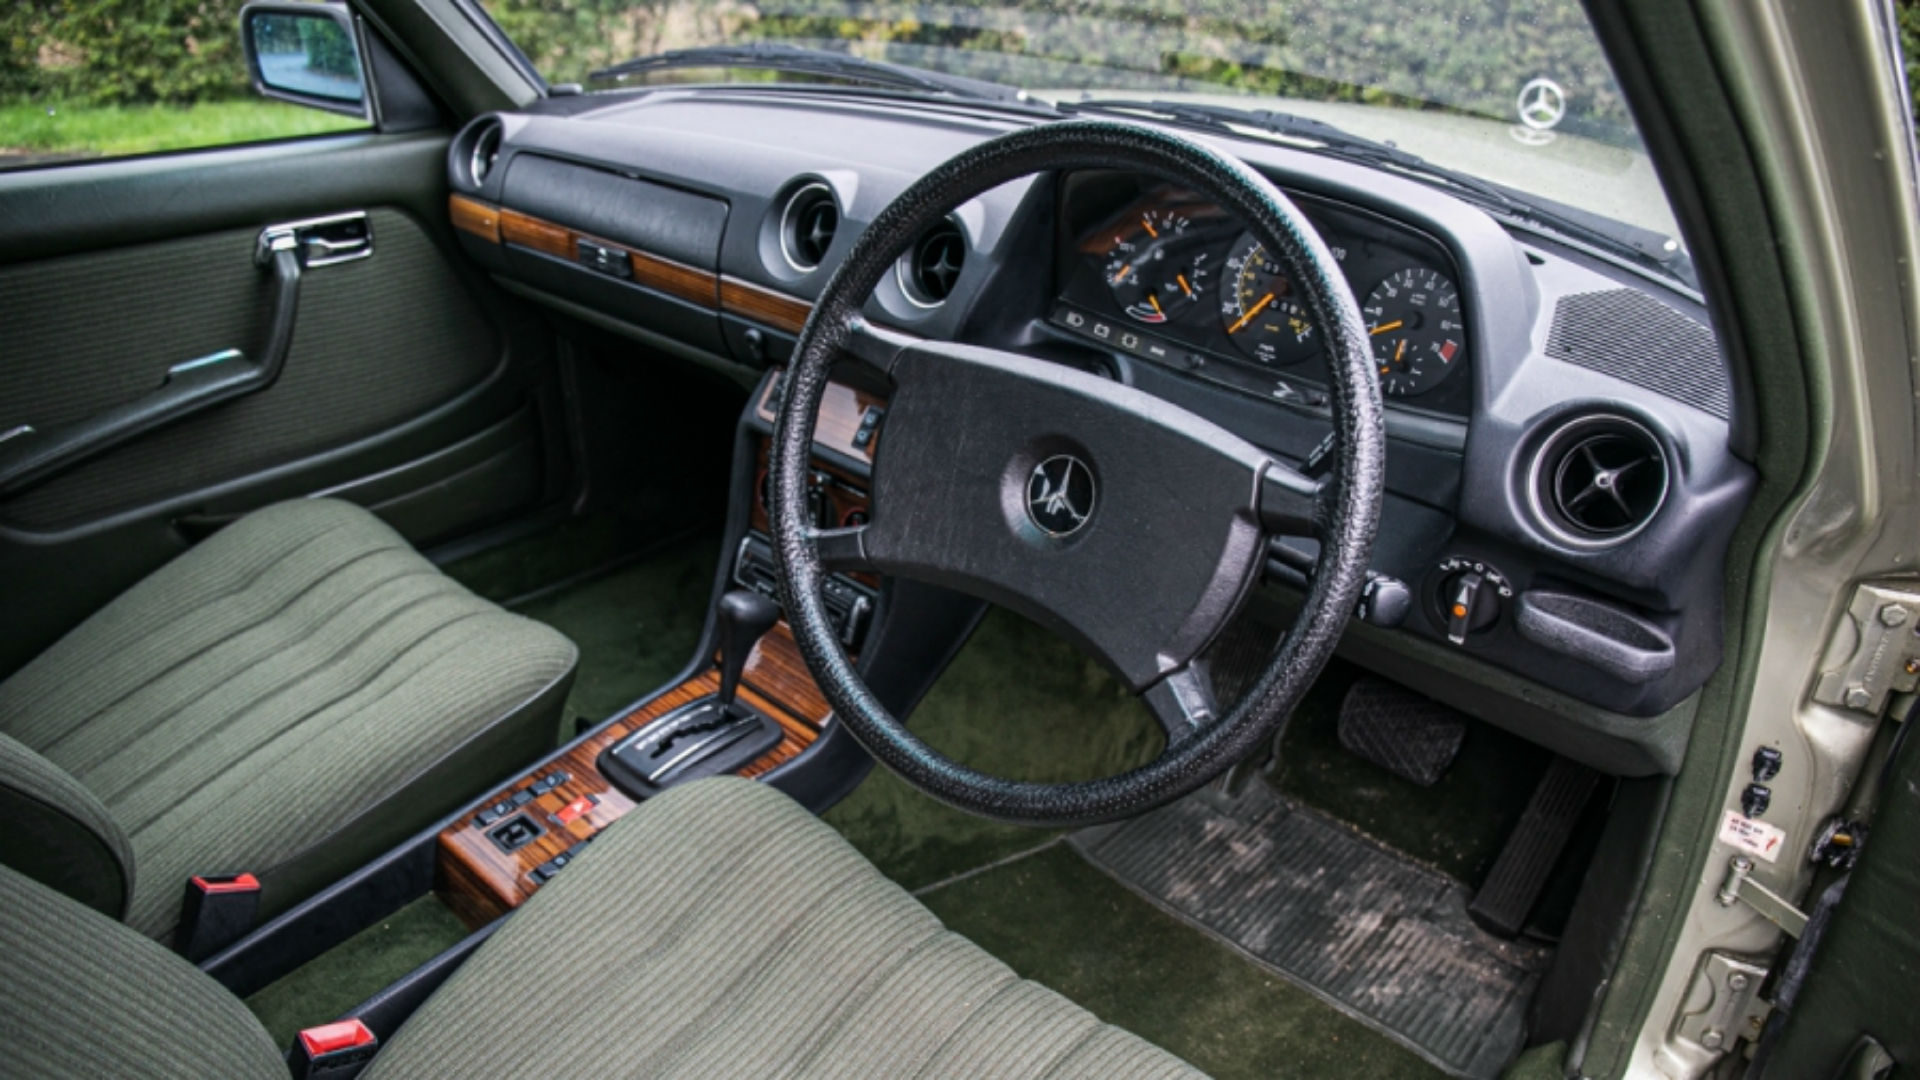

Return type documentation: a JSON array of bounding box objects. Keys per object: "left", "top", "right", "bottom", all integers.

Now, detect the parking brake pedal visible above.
[
  {"left": 1336, "top": 678, "right": 1467, "bottom": 786},
  {"left": 1469, "top": 756, "right": 1601, "bottom": 938}
]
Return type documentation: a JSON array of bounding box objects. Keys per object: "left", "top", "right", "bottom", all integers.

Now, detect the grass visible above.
[{"left": 0, "top": 99, "right": 364, "bottom": 164}]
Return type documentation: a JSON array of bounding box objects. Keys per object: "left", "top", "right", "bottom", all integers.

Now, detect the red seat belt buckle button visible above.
[
  {"left": 178, "top": 872, "right": 262, "bottom": 963},
  {"left": 293, "top": 1018, "right": 378, "bottom": 1080}
]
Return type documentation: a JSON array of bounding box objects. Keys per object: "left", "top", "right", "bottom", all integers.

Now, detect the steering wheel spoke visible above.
[
  {"left": 842, "top": 315, "right": 917, "bottom": 373},
  {"left": 808, "top": 522, "right": 874, "bottom": 573},
  {"left": 1258, "top": 458, "right": 1329, "bottom": 539},
  {"left": 1142, "top": 666, "right": 1219, "bottom": 749}
]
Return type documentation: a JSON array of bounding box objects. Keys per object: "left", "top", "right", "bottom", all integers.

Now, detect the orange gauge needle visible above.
[
  {"left": 1176, "top": 273, "right": 1193, "bottom": 298},
  {"left": 1370, "top": 319, "right": 1404, "bottom": 336},
  {"left": 1227, "top": 293, "right": 1275, "bottom": 334},
  {"left": 1147, "top": 294, "right": 1164, "bottom": 316},
  {"left": 1142, "top": 216, "right": 1159, "bottom": 238},
  {"left": 1111, "top": 263, "right": 1133, "bottom": 285},
  {"left": 1394, "top": 339, "right": 1407, "bottom": 363}
]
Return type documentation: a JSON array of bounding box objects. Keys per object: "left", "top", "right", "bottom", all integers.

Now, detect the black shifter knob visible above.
[{"left": 715, "top": 589, "right": 781, "bottom": 715}]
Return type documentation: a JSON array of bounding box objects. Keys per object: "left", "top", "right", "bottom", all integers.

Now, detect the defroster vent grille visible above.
[{"left": 1545, "top": 289, "right": 1730, "bottom": 419}]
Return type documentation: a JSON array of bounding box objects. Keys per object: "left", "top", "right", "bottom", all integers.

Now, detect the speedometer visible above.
[
  {"left": 1363, "top": 267, "right": 1465, "bottom": 397},
  {"left": 1219, "top": 234, "right": 1316, "bottom": 366}
]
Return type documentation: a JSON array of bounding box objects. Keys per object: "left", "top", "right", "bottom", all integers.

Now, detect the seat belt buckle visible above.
[
  {"left": 178, "top": 872, "right": 261, "bottom": 962},
  {"left": 291, "top": 1018, "right": 379, "bottom": 1080}
]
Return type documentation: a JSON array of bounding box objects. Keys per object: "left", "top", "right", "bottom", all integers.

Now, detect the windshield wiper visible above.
[
  {"left": 589, "top": 42, "right": 1038, "bottom": 107},
  {"left": 1062, "top": 98, "right": 1691, "bottom": 285}
]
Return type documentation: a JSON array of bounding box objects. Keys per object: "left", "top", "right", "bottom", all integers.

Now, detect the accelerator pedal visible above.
[
  {"left": 1336, "top": 678, "right": 1467, "bottom": 786},
  {"left": 1469, "top": 756, "right": 1602, "bottom": 938}
]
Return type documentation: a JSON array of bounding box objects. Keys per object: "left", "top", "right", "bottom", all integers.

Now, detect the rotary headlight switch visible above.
[{"left": 1434, "top": 556, "right": 1511, "bottom": 644}]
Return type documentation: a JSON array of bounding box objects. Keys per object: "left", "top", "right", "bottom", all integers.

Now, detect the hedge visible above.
[{"left": 4, "top": 0, "right": 1918, "bottom": 144}]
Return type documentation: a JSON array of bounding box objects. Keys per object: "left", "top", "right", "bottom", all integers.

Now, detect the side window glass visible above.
[{"left": 0, "top": 0, "right": 367, "bottom": 170}]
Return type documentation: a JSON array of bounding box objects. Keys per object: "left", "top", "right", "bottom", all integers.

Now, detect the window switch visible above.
[{"left": 487, "top": 814, "right": 543, "bottom": 853}]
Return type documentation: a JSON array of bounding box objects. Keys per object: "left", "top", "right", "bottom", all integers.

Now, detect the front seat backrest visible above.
[
  {"left": 0, "top": 861, "right": 281, "bottom": 1076},
  {"left": 0, "top": 730, "right": 131, "bottom": 918}
]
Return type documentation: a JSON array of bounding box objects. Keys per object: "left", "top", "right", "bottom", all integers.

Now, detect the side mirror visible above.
[{"left": 240, "top": 1, "right": 369, "bottom": 119}]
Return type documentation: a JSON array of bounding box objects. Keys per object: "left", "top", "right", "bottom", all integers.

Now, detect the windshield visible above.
[{"left": 479, "top": 0, "right": 1680, "bottom": 243}]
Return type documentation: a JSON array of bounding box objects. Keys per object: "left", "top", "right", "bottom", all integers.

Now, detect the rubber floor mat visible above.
[{"left": 1072, "top": 784, "right": 1550, "bottom": 1079}]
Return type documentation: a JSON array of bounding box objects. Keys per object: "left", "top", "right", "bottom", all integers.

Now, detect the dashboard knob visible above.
[{"left": 1439, "top": 570, "right": 1501, "bottom": 644}]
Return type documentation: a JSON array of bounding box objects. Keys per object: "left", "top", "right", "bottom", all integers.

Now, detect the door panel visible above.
[
  {"left": 0, "top": 133, "right": 567, "bottom": 677},
  {"left": 0, "top": 208, "right": 498, "bottom": 527}
]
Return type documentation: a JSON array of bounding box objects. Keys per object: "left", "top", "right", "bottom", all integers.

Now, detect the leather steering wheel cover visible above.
[{"left": 771, "top": 120, "right": 1385, "bottom": 826}]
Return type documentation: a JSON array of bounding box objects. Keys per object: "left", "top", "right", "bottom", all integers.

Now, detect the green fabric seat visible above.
[
  {"left": 0, "top": 777, "right": 1208, "bottom": 1078},
  {"left": 0, "top": 498, "right": 578, "bottom": 938}
]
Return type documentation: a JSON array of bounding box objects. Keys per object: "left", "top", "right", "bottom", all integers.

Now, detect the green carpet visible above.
[
  {"left": 821, "top": 606, "right": 1164, "bottom": 891},
  {"left": 244, "top": 896, "right": 470, "bottom": 1049},
  {"left": 445, "top": 520, "right": 720, "bottom": 740},
  {"left": 440, "top": 513, "right": 661, "bottom": 607},
  {"left": 918, "top": 843, "right": 1447, "bottom": 1080},
  {"left": 1267, "top": 658, "right": 1553, "bottom": 884},
  {"left": 509, "top": 535, "right": 717, "bottom": 735}
]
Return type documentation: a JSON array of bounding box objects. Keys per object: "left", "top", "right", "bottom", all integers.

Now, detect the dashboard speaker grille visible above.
[{"left": 1545, "top": 290, "right": 1729, "bottom": 420}]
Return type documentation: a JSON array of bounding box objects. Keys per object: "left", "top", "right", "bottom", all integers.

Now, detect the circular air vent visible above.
[
  {"left": 779, "top": 183, "right": 838, "bottom": 271},
  {"left": 898, "top": 221, "right": 966, "bottom": 307},
  {"left": 1530, "top": 414, "right": 1670, "bottom": 547},
  {"left": 468, "top": 118, "right": 503, "bottom": 187}
]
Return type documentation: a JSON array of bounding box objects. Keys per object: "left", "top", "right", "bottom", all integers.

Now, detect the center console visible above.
[{"left": 432, "top": 369, "right": 947, "bottom": 928}]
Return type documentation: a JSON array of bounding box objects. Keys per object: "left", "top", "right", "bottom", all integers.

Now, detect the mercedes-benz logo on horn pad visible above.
[{"left": 1027, "top": 455, "right": 1096, "bottom": 537}]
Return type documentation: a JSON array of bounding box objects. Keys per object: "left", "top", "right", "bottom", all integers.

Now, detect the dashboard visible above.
[
  {"left": 439, "top": 86, "right": 1756, "bottom": 778},
  {"left": 1051, "top": 173, "right": 1472, "bottom": 417}
]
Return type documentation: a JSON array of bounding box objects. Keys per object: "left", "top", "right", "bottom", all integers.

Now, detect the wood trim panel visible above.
[
  {"left": 720, "top": 275, "right": 814, "bottom": 334},
  {"left": 448, "top": 194, "right": 500, "bottom": 244},
  {"left": 754, "top": 376, "right": 886, "bottom": 465},
  {"left": 450, "top": 200, "right": 830, "bottom": 336},
  {"left": 498, "top": 207, "right": 573, "bottom": 260},
  {"left": 630, "top": 248, "right": 722, "bottom": 309},
  {"left": 435, "top": 621, "right": 830, "bottom": 928},
  {"left": 492, "top": 207, "right": 721, "bottom": 309}
]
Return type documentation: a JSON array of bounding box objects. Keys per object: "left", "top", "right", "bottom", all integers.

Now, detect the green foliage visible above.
[
  {"left": 297, "top": 14, "right": 360, "bottom": 78},
  {"left": 0, "top": 98, "right": 361, "bottom": 161},
  {"left": 1, "top": 0, "right": 250, "bottom": 106},
  {"left": 485, "top": 0, "right": 1639, "bottom": 142}
]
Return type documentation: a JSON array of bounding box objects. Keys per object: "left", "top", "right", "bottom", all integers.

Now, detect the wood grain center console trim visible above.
[{"left": 435, "top": 620, "right": 832, "bottom": 928}]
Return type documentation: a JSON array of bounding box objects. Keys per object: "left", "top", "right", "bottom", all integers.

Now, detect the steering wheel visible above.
[{"left": 770, "top": 121, "right": 1385, "bottom": 827}]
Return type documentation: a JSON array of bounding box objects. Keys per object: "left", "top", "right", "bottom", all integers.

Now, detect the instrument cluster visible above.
[{"left": 1050, "top": 172, "right": 1473, "bottom": 417}]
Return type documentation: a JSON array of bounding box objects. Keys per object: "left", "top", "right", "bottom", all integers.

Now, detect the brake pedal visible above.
[
  {"left": 1336, "top": 678, "right": 1467, "bottom": 786},
  {"left": 1469, "top": 756, "right": 1601, "bottom": 938}
]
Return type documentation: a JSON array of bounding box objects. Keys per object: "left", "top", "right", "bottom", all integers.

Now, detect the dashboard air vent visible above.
[
  {"left": 1545, "top": 290, "right": 1729, "bottom": 420},
  {"left": 900, "top": 221, "right": 965, "bottom": 306},
  {"left": 468, "top": 118, "right": 503, "bottom": 188},
  {"left": 1532, "top": 414, "right": 1669, "bottom": 547},
  {"left": 779, "top": 183, "right": 838, "bottom": 271}
]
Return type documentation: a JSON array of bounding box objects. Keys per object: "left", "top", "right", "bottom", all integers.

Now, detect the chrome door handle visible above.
[{"left": 255, "top": 210, "right": 372, "bottom": 268}]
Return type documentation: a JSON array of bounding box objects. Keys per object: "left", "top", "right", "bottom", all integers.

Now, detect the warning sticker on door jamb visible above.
[{"left": 1718, "top": 809, "right": 1787, "bottom": 863}]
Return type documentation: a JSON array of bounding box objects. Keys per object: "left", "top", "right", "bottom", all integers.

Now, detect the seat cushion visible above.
[
  {"left": 0, "top": 498, "right": 578, "bottom": 937},
  {"left": 369, "top": 777, "right": 1207, "bottom": 1079},
  {"left": 0, "top": 862, "right": 283, "bottom": 1078}
]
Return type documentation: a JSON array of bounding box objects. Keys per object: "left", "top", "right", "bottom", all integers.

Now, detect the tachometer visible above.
[
  {"left": 1103, "top": 209, "right": 1211, "bottom": 324},
  {"left": 1219, "top": 234, "right": 1316, "bottom": 365},
  {"left": 1363, "top": 267, "right": 1465, "bottom": 397}
]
